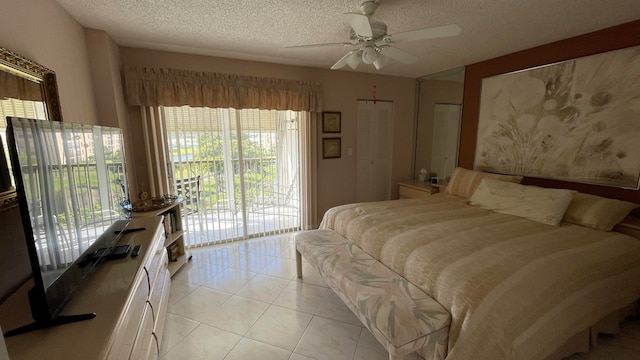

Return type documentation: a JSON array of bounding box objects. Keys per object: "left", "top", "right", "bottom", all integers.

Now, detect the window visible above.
[
  {"left": 163, "top": 106, "right": 301, "bottom": 246},
  {"left": 1, "top": 98, "right": 48, "bottom": 189}
]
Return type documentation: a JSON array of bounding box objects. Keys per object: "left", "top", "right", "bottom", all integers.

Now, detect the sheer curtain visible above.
[
  {"left": 9, "top": 119, "right": 128, "bottom": 269},
  {"left": 123, "top": 66, "right": 321, "bottom": 246}
]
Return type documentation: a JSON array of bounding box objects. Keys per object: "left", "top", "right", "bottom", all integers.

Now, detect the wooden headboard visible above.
[{"left": 614, "top": 217, "right": 640, "bottom": 241}]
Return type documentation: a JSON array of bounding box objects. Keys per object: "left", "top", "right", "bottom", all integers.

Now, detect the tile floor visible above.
[{"left": 161, "top": 233, "right": 640, "bottom": 360}]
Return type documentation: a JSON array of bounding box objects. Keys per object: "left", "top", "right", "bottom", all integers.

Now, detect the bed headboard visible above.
[
  {"left": 613, "top": 217, "right": 640, "bottom": 241},
  {"left": 458, "top": 21, "right": 640, "bottom": 206}
]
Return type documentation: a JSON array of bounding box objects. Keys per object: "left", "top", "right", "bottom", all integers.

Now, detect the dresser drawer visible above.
[
  {"left": 148, "top": 255, "right": 169, "bottom": 321},
  {"left": 130, "top": 302, "right": 156, "bottom": 360},
  {"left": 399, "top": 185, "right": 431, "bottom": 198},
  {"left": 106, "top": 271, "right": 150, "bottom": 360}
]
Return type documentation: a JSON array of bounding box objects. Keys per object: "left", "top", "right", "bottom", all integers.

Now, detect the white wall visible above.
[{"left": 0, "top": 0, "right": 98, "bottom": 125}]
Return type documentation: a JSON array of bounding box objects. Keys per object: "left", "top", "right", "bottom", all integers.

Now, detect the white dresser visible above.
[{"left": 1, "top": 216, "right": 171, "bottom": 360}]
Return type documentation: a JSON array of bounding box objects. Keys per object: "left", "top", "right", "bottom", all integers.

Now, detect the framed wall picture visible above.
[
  {"left": 322, "top": 111, "right": 341, "bottom": 133},
  {"left": 475, "top": 45, "right": 640, "bottom": 189},
  {"left": 322, "top": 137, "right": 341, "bottom": 159}
]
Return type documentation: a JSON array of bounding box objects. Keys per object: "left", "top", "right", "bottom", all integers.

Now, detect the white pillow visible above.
[
  {"left": 444, "top": 167, "right": 523, "bottom": 198},
  {"left": 469, "top": 178, "right": 576, "bottom": 226},
  {"left": 563, "top": 193, "right": 639, "bottom": 231}
]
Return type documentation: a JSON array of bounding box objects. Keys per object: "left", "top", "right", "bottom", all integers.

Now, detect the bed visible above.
[{"left": 308, "top": 168, "right": 640, "bottom": 360}]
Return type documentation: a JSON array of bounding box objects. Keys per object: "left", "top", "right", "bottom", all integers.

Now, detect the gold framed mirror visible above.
[
  {"left": 1, "top": 47, "right": 63, "bottom": 206},
  {"left": 0, "top": 47, "right": 63, "bottom": 122}
]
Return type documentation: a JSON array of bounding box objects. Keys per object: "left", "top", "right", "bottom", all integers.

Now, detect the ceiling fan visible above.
[{"left": 288, "top": 0, "right": 461, "bottom": 70}]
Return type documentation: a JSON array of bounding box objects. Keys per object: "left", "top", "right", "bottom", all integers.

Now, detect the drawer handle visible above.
[
  {"left": 146, "top": 300, "right": 156, "bottom": 322},
  {"left": 143, "top": 267, "right": 151, "bottom": 293},
  {"left": 151, "top": 332, "right": 160, "bottom": 358}
]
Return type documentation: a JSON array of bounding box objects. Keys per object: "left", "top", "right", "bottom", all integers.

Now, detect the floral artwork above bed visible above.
[{"left": 474, "top": 45, "right": 640, "bottom": 189}]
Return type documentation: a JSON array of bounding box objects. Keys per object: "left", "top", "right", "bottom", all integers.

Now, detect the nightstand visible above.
[{"left": 398, "top": 180, "right": 440, "bottom": 199}]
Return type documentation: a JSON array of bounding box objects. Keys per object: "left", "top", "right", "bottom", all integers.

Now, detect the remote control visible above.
[
  {"left": 108, "top": 245, "right": 131, "bottom": 259},
  {"left": 114, "top": 227, "right": 146, "bottom": 235},
  {"left": 91, "top": 247, "right": 111, "bottom": 261},
  {"left": 131, "top": 245, "right": 141, "bottom": 257}
]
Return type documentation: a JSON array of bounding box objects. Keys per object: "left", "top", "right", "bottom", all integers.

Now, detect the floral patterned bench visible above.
[{"left": 295, "top": 229, "right": 451, "bottom": 360}]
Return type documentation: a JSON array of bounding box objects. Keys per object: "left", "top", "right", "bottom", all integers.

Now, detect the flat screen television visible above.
[{"left": 4, "top": 117, "right": 132, "bottom": 336}]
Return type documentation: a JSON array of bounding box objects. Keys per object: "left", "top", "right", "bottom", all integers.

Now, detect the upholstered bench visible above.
[{"left": 295, "top": 229, "right": 451, "bottom": 360}]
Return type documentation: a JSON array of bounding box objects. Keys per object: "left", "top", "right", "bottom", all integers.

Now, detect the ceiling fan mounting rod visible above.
[{"left": 360, "top": 1, "right": 379, "bottom": 16}]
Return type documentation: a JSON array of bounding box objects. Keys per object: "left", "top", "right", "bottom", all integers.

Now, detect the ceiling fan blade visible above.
[
  {"left": 385, "top": 24, "right": 462, "bottom": 43},
  {"left": 331, "top": 52, "right": 353, "bottom": 69},
  {"left": 379, "top": 46, "right": 418, "bottom": 64},
  {"left": 331, "top": 50, "right": 361, "bottom": 70},
  {"left": 286, "top": 42, "right": 353, "bottom": 49},
  {"left": 344, "top": 12, "right": 372, "bottom": 37}
]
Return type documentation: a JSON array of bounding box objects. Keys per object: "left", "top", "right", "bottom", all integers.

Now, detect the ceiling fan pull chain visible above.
[{"left": 373, "top": 85, "right": 377, "bottom": 104}]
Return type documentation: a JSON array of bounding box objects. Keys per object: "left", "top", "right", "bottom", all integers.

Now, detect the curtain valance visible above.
[{"left": 123, "top": 66, "right": 322, "bottom": 112}]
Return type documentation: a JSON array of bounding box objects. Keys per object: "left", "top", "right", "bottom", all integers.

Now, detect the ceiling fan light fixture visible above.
[
  {"left": 346, "top": 51, "right": 362, "bottom": 69},
  {"left": 303, "top": 1, "right": 462, "bottom": 72},
  {"left": 373, "top": 53, "right": 388, "bottom": 69},
  {"left": 361, "top": 46, "right": 377, "bottom": 64}
]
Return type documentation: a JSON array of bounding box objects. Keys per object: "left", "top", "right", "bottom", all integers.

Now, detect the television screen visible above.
[
  {"left": 0, "top": 191, "right": 31, "bottom": 305},
  {"left": 5, "top": 117, "right": 131, "bottom": 333}
]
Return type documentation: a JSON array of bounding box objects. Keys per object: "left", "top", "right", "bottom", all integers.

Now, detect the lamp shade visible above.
[
  {"left": 361, "top": 46, "right": 377, "bottom": 64},
  {"left": 373, "top": 54, "right": 388, "bottom": 69},
  {"left": 346, "top": 51, "right": 361, "bottom": 69}
]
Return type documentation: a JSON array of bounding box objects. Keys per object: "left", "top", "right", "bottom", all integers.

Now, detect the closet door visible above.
[
  {"left": 431, "top": 103, "right": 461, "bottom": 181},
  {"left": 356, "top": 101, "right": 393, "bottom": 202}
]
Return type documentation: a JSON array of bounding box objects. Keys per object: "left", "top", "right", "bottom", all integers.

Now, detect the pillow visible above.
[
  {"left": 469, "top": 178, "right": 575, "bottom": 226},
  {"left": 563, "top": 193, "right": 639, "bottom": 231},
  {"left": 444, "top": 167, "right": 523, "bottom": 198}
]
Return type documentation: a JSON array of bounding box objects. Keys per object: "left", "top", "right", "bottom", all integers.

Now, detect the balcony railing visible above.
[
  {"left": 172, "top": 157, "right": 300, "bottom": 244},
  {"left": 172, "top": 157, "right": 298, "bottom": 212}
]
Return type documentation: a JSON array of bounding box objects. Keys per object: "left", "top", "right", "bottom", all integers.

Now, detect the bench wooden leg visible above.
[{"left": 296, "top": 250, "right": 302, "bottom": 278}]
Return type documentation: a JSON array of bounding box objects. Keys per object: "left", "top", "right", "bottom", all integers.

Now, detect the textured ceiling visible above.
[{"left": 56, "top": 0, "right": 640, "bottom": 78}]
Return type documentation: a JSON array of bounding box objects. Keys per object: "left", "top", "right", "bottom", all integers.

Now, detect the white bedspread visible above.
[{"left": 320, "top": 193, "right": 640, "bottom": 360}]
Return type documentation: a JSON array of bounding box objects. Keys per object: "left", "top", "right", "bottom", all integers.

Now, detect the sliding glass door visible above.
[{"left": 163, "top": 106, "right": 301, "bottom": 246}]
